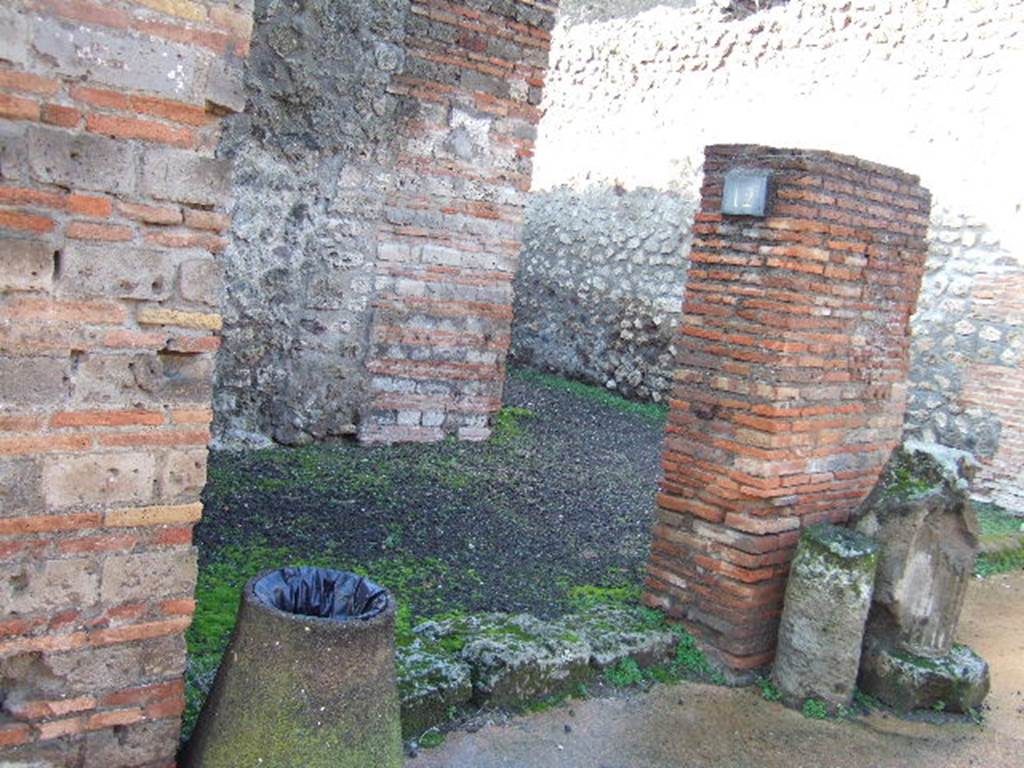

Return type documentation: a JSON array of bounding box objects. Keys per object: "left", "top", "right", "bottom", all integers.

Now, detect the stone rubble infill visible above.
[{"left": 396, "top": 607, "right": 679, "bottom": 738}]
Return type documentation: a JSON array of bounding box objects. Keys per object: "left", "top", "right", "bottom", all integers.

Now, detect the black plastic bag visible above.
[{"left": 252, "top": 566, "right": 389, "bottom": 621}]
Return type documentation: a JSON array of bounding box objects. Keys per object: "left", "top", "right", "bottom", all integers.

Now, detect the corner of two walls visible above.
[
  {"left": 515, "top": 0, "right": 1024, "bottom": 512},
  {"left": 213, "top": 0, "right": 558, "bottom": 447}
]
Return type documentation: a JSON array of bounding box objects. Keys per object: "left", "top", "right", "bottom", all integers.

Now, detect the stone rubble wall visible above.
[
  {"left": 517, "top": 0, "right": 1024, "bottom": 511},
  {"left": 0, "top": 0, "right": 252, "bottom": 764},
  {"left": 213, "top": 0, "right": 408, "bottom": 447},
  {"left": 512, "top": 187, "right": 691, "bottom": 401}
]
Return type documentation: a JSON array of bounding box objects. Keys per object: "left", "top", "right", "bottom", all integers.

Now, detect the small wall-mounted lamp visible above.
[{"left": 721, "top": 169, "right": 771, "bottom": 217}]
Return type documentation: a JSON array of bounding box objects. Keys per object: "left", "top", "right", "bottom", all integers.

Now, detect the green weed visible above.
[
  {"left": 491, "top": 405, "right": 536, "bottom": 444},
  {"left": 802, "top": 698, "right": 829, "bottom": 720},
  {"left": 853, "top": 689, "right": 882, "bottom": 712},
  {"left": 605, "top": 657, "right": 646, "bottom": 687},
  {"left": 418, "top": 729, "right": 446, "bottom": 749},
  {"left": 976, "top": 546, "right": 1024, "bottom": 577},
  {"left": 758, "top": 677, "right": 782, "bottom": 702}
]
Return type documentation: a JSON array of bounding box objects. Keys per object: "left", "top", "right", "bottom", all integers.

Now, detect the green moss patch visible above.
[{"left": 510, "top": 366, "right": 669, "bottom": 424}]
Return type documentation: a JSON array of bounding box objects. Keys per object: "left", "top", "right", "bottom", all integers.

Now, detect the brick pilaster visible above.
[{"left": 359, "top": 0, "right": 558, "bottom": 443}]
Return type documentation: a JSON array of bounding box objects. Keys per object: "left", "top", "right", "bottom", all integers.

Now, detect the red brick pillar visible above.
[
  {"left": 644, "top": 145, "right": 930, "bottom": 673},
  {"left": 0, "top": 1, "right": 251, "bottom": 764}
]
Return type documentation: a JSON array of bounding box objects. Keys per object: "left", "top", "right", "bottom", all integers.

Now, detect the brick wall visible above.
[
  {"left": 0, "top": 1, "right": 251, "bottom": 764},
  {"left": 359, "top": 0, "right": 557, "bottom": 443},
  {"left": 643, "top": 145, "right": 930, "bottom": 672}
]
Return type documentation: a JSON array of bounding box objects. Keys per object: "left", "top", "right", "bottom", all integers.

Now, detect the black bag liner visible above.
[{"left": 253, "top": 566, "right": 389, "bottom": 621}]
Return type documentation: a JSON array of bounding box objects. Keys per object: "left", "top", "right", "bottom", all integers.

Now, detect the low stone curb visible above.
[{"left": 397, "top": 607, "right": 678, "bottom": 738}]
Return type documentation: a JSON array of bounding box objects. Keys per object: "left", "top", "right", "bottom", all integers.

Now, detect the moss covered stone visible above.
[
  {"left": 396, "top": 636, "right": 473, "bottom": 738},
  {"left": 855, "top": 441, "right": 981, "bottom": 658},
  {"left": 182, "top": 569, "right": 403, "bottom": 768},
  {"left": 772, "top": 525, "right": 878, "bottom": 710},
  {"left": 395, "top": 606, "right": 678, "bottom": 731},
  {"left": 859, "top": 638, "right": 990, "bottom": 713}
]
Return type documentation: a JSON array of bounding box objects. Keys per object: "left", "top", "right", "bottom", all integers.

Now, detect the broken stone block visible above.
[
  {"left": 859, "top": 638, "right": 990, "bottom": 713},
  {"left": 853, "top": 442, "right": 990, "bottom": 711},
  {"left": 772, "top": 525, "right": 878, "bottom": 710},
  {"left": 575, "top": 607, "right": 678, "bottom": 670},
  {"left": 854, "top": 442, "right": 980, "bottom": 657},
  {"left": 426, "top": 613, "right": 594, "bottom": 710},
  {"left": 396, "top": 634, "right": 473, "bottom": 738}
]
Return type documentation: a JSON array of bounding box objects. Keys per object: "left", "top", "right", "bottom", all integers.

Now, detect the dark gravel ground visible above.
[{"left": 196, "top": 367, "right": 667, "bottom": 619}]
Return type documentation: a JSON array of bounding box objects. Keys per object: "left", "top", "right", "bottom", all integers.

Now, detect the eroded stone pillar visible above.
[
  {"left": 772, "top": 525, "right": 877, "bottom": 709},
  {"left": 644, "top": 144, "right": 930, "bottom": 672}
]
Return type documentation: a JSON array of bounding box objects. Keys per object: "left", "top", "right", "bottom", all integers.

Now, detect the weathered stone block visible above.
[
  {"left": 0, "top": 5, "right": 29, "bottom": 65},
  {"left": 161, "top": 448, "right": 208, "bottom": 500},
  {"left": 46, "top": 635, "right": 187, "bottom": 693},
  {"left": 859, "top": 639, "right": 990, "bottom": 713},
  {"left": 31, "top": 19, "right": 201, "bottom": 100},
  {"left": 42, "top": 452, "right": 156, "bottom": 509},
  {"left": 142, "top": 148, "right": 232, "bottom": 206},
  {"left": 451, "top": 614, "right": 593, "bottom": 708},
  {"left": 1, "top": 239, "right": 54, "bottom": 292},
  {"left": 576, "top": 607, "right": 678, "bottom": 670},
  {"left": 772, "top": 525, "right": 878, "bottom": 710},
  {"left": 62, "top": 245, "right": 177, "bottom": 303},
  {"left": 179, "top": 259, "right": 224, "bottom": 306},
  {"left": 84, "top": 719, "right": 180, "bottom": 768},
  {"left": 854, "top": 442, "right": 980, "bottom": 657},
  {"left": 3, "top": 557, "right": 100, "bottom": 614},
  {"left": 397, "top": 635, "right": 473, "bottom": 738},
  {"left": 0, "top": 356, "right": 67, "bottom": 406},
  {"left": 101, "top": 548, "right": 198, "bottom": 603},
  {"left": 0, "top": 458, "right": 42, "bottom": 516},
  {"left": 0, "top": 122, "right": 28, "bottom": 180},
  {"left": 28, "top": 126, "right": 136, "bottom": 194},
  {"left": 72, "top": 352, "right": 214, "bottom": 406},
  {"left": 204, "top": 55, "right": 246, "bottom": 113}
]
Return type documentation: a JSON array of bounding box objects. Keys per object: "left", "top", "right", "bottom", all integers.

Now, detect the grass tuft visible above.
[
  {"left": 510, "top": 366, "right": 669, "bottom": 424},
  {"left": 802, "top": 698, "right": 829, "bottom": 720}
]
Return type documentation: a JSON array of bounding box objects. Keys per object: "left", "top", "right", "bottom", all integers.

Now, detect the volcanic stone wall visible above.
[
  {"left": 643, "top": 145, "right": 930, "bottom": 672},
  {"left": 215, "top": 0, "right": 557, "bottom": 446},
  {"left": 513, "top": 187, "right": 692, "bottom": 401},
  {"left": 517, "top": 0, "right": 1024, "bottom": 511},
  {"left": 0, "top": 0, "right": 251, "bottom": 764}
]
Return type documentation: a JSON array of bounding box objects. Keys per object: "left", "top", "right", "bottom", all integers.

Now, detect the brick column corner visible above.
[
  {"left": 1, "top": 0, "right": 252, "bottom": 763},
  {"left": 357, "top": 0, "right": 558, "bottom": 444}
]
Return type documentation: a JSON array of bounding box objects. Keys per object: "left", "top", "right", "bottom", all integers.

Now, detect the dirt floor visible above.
[
  {"left": 411, "top": 571, "right": 1024, "bottom": 768},
  {"left": 197, "top": 368, "right": 665, "bottom": 619}
]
